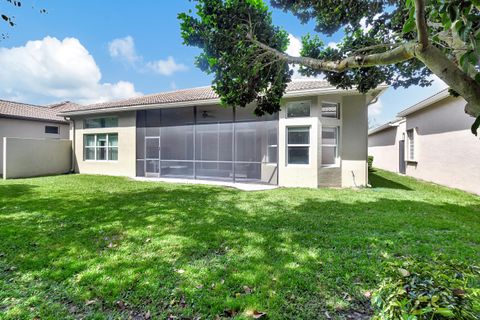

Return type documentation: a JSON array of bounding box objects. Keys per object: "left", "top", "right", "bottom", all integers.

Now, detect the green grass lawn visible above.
[{"left": 0, "top": 170, "right": 479, "bottom": 319}]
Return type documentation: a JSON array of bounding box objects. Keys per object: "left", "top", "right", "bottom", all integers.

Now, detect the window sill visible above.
[
  {"left": 406, "top": 160, "right": 418, "bottom": 164},
  {"left": 84, "top": 160, "right": 119, "bottom": 163}
]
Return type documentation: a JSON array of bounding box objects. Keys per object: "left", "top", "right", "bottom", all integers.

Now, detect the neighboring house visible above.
[
  {"left": 368, "top": 89, "right": 480, "bottom": 195},
  {"left": 59, "top": 80, "right": 386, "bottom": 188},
  {"left": 0, "top": 100, "right": 72, "bottom": 176}
]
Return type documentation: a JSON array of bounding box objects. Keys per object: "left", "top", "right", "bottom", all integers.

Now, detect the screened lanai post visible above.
[
  {"left": 193, "top": 106, "right": 197, "bottom": 179},
  {"left": 232, "top": 105, "right": 236, "bottom": 183}
]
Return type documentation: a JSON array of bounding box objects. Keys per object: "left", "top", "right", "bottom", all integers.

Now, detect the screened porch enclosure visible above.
[{"left": 136, "top": 105, "right": 278, "bottom": 184}]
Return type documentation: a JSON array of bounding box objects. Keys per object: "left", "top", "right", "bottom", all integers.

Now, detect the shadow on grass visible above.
[
  {"left": 0, "top": 176, "right": 478, "bottom": 319},
  {"left": 0, "top": 184, "right": 37, "bottom": 199},
  {"left": 369, "top": 170, "right": 412, "bottom": 190}
]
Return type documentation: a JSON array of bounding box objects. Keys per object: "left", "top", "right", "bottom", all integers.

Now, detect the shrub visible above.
[
  {"left": 371, "top": 256, "right": 480, "bottom": 319},
  {"left": 368, "top": 156, "right": 374, "bottom": 171}
]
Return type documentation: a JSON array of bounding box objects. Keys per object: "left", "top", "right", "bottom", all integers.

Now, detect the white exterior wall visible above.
[
  {"left": 368, "top": 121, "right": 406, "bottom": 173},
  {"left": 0, "top": 117, "right": 69, "bottom": 175},
  {"left": 368, "top": 96, "right": 480, "bottom": 195},
  {"left": 3, "top": 137, "right": 71, "bottom": 179},
  {"left": 278, "top": 96, "right": 320, "bottom": 188},
  {"left": 404, "top": 97, "right": 480, "bottom": 195},
  {"left": 73, "top": 111, "right": 136, "bottom": 177},
  {"left": 340, "top": 95, "right": 369, "bottom": 187},
  {"left": 70, "top": 94, "right": 370, "bottom": 188},
  {"left": 278, "top": 94, "right": 369, "bottom": 188}
]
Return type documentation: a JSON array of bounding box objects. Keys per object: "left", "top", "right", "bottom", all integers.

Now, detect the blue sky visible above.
[{"left": 0, "top": 0, "right": 447, "bottom": 125}]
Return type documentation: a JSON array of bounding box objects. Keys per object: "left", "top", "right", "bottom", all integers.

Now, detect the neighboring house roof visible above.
[
  {"left": 0, "top": 99, "right": 69, "bottom": 124},
  {"left": 59, "top": 80, "right": 386, "bottom": 116},
  {"left": 368, "top": 118, "right": 404, "bottom": 135},
  {"left": 368, "top": 88, "right": 455, "bottom": 136},
  {"left": 396, "top": 88, "right": 450, "bottom": 117},
  {"left": 48, "top": 101, "right": 83, "bottom": 112}
]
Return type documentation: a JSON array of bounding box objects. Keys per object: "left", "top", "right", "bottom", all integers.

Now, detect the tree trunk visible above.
[{"left": 414, "top": 44, "right": 480, "bottom": 122}]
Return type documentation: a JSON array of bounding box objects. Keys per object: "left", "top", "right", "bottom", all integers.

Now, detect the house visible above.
[
  {"left": 58, "top": 80, "right": 385, "bottom": 188},
  {"left": 0, "top": 100, "right": 75, "bottom": 176},
  {"left": 368, "top": 89, "right": 480, "bottom": 195}
]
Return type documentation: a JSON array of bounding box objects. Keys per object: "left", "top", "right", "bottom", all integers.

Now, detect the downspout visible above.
[{"left": 65, "top": 117, "right": 75, "bottom": 173}]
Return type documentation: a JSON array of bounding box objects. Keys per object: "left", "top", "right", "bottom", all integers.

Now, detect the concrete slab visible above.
[{"left": 132, "top": 177, "right": 278, "bottom": 191}]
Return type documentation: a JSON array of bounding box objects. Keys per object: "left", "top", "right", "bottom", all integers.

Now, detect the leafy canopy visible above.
[{"left": 179, "top": 0, "right": 480, "bottom": 133}]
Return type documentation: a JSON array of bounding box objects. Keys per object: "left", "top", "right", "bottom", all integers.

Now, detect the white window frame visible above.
[
  {"left": 321, "top": 126, "right": 340, "bottom": 167},
  {"left": 321, "top": 101, "right": 341, "bottom": 119},
  {"left": 266, "top": 127, "right": 278, "bottom": 165},
  {"left": 286, "top": 126, "right": 310, "bottom": 165},
  {"left": 406, "top": 128, "right": 416, "bottom": 162},
  {"left": 84, "top": 133, "right": 118, "bottom": 162},
  {"left": 84, "top": 117, "right": 119, "bottom": 129},
  {"left": 286, "top": 100, "right": 311, "bottom": 118}
]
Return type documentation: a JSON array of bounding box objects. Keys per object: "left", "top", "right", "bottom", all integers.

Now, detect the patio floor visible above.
[{"left": 132, "top": 176, "right": 278, "bottom": 191}]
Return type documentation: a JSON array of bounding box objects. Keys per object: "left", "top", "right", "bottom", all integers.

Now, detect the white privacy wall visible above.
[
  {"left": 368, "top": 121, "right": 406, "bottom": 173},
  {"left": 0, "top": 117, "right": 69, "bottom": 175},
  {"left": 3, "top": 137, "right": 71, "bottom": 179},
  {"left": 404, "top": 97, "right": 480, "bottom": 195}
]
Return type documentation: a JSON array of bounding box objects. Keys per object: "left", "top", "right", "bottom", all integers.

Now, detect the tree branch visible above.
[
  {"left": 415, "top": 44, "right": 480, "bottom": 130},
  {"left": 352, "top": 42, "right": 403, "bottom": 54},
  {"left": 414, "top": 0, "right": 429, "bottom": 49},
  {"left": 247, "top": 35, "right": 416, "bottom": 73}
]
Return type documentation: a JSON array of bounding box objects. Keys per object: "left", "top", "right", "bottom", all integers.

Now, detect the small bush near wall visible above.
[
  {"left": 371, "top": 256, "right": 479, "bottom": 319},
  {"left": 368, "top": 156, "right": 374, "bottom": 171}
]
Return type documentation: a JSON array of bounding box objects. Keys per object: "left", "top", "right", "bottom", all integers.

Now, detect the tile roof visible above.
[
  {"left": 396, "top": 88, "right": 451, "bottom": 117},
  {"left": 0, "top": 99, "right": 69, "bottom": 123},
  {"left": 60, "top": 79, "right": 333, "bottom": 114},
  {"left": 48, "top": 101, "right": 83, "bottom": 112}
]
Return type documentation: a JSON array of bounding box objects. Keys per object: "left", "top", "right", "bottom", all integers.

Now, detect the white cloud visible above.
[
  {"left": 0, "top": 36, "right": 141, "bottom": 105},
  {"left": 369, "top": 97, "right": 383, "bottom": 117},
  {"left": 327, "top": 42, "right": 338, "bottom": 49},
  {"left": 360, "top": 14, "right": 382, "bottom": 33},
  {"left": 109, "top": 36, "right": 188, "bottom": 76},
  {"left": 147, "top": 56, "right": 188, "bottom": 76},
  {"left": 286, "top": 34, "right": 302, "bottom": 57},
  {"left": 108, "top": 36, "right": 139, "bottom": 64}
]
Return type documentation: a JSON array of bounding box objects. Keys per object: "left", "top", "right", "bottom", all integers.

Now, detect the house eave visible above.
[
  {"left": 396, "top": 88, "right": 451, "bottom": 117},
  {"left": 0, "top": 114, "right": 69, "bottom": 124},
  {"left": 58, "top": 85, "right": 390, "bottom": 117},
  {"left": 368, "top": 118, "right": 404, "bottom": 135}
]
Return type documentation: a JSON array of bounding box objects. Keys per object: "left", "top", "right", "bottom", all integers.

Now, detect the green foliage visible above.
[
  {"left": 368, "top": 156, "right": 374, "bottom": 171},
  {"left": 179, "top": 0, "right": 479, "bottom": 117},
  {"left": 372, "top": 257, "right": 480, "bottom": 319},
  {"left": 0, "top": 170, "right": 479, "bottom": 319},
  {"left": 179, "top": 0, "right": 292, "bottom": 116},
  {"left": 429, "top": 1, "right": 480, "bottom": 77}
]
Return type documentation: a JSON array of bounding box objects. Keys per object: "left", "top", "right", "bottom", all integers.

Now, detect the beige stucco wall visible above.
[
  {"left": 3, "top": 137, "right": 71, "bottom": 179},
  {"left": 73, "top": 111, "right": 136, "bottom": 177},
  {"left": 368, "top": 121, "right": 406, "bottom": 173},
  {"left": 278, "top": 95, "right": 323, "bottom": 188},
  {"left": 278, "top": 94, "right": 368, "bottom": 188},
  {"left": 0, "top": 117, "right": 69, "bottom": 175},
  {"left": 70, "top": 94, "right": 369, "bottom": 188},
  {"left": 340, "top": 95, "right": 368, "bottom": 187},
  {"left": 404, "top": 97, "right": 480, "bottom": 195}
]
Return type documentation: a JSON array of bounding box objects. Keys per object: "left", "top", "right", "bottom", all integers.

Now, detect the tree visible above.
[
  {"left": 179, "top": 0, "right": 480, "bottom": 134},
  {"left": 1, "top": 0, "right": 46, "bottom": 39}
]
